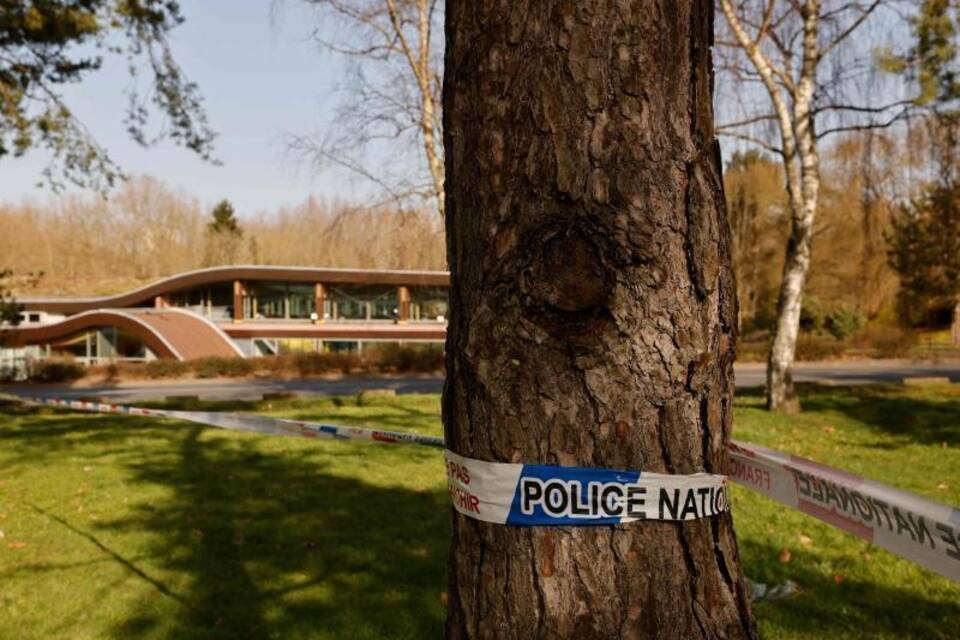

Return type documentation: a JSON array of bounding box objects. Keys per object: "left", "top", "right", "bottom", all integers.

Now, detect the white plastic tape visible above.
[
  {"left": 728, "top": 441, "right": 960, "bottom": 582},
  {"left": 21, "top": 396, "right": 446, "bottom": 447},
  {"left": 444, "top": 450, "right": 728, "bottom": 525},
  {"left": 15, "top": 395, "right": 960, "bottom": 581}
]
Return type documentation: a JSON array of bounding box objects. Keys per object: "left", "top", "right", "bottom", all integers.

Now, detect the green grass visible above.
[{"left": 0, "top": 386, "right": 958, "bottom": 639}]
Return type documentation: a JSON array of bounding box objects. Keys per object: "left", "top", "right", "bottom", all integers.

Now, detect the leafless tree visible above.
[
  {"left": 290, "top": 0, "right": 445, "bottom": 217},
  {"left": 716, "top": 0, "right": 917, "bottom": 412}
]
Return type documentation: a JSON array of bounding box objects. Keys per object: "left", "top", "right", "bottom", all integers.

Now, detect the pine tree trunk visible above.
[{"left": 442, "top": 2, "right": 756, "bottom": 638}]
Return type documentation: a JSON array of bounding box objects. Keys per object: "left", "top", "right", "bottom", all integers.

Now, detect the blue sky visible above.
[{"left": 2, "top": 0, "right": 370, "bottom": 213}]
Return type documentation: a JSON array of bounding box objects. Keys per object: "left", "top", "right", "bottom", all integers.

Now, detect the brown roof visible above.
[
  {"left": 21, "top": 265, "right": 451, "bottom": 314},
  {"left": 132, "top": 310, "right": 243, "bottom": 359},
  {"left": 6, "top": 309, "right": 243, "bottom": 361}
]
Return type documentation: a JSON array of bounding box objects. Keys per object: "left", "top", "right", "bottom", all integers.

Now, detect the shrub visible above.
[
  {"left": 293, "top": 351, "right": 364, "bottom": 375},
  {"left": 374, "top": 344, "right": 444, "bottom": 372},
  {"left": 848, "top": 325, "right": 915, "bottom": 359},
  {"left": 25, "top": 360, "right": 85, "bottom": 383},
  {"left": 145, "top": 359, "right": 191, "bottom": 379},
  {"left": 294, "top": 352, "right": 334, "bottom": 376},
  {"left": 735, "top": 340, "right": 769, "bottom": 363},
  {"left": 256, "top": 355, "right": 290, "bottom": 375},
  {"left": 826, "top": 307, "right": 867, "bottom": 341},
  {"left": 192, "top": 356, "right": 256, "bottom": 379},
  {"left": 800, "top": 296, "right": 826, "bottom": 332},
  {"left": 0, "top": 366, "right": 19, "bottom": 383},
  {"left": 794, "top": 335, "right": 846, "bottom": 361},
  {"left": 330, "top": 352, "right": 363, "bottom": 374}
]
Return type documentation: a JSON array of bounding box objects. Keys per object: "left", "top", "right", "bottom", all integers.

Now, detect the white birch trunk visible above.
[
  {"left": 952, "top": 301, "right": 960, "bottom": 346},
  {"left": 766, "top": 0, "right": 821, "bottom": 412}
]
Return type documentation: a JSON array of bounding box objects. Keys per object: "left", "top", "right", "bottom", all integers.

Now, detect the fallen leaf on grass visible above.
[
  {"left": 937, "top": 483, "right": 949, "bottom": 491},
  {"left": 798, "top": 534, "right": 813, "bottom": 547},
  {"left": 822, "top": 426, "right": 836, "bottom": 434},
  {"left": 778, "top": 548, "right": 792, "bottom": 564},
  {"left": 7, "top": 541, "right": 28, "bottom": 549},
  {"left": 833, "top": 574, "right": 845, "bottom": 585}
]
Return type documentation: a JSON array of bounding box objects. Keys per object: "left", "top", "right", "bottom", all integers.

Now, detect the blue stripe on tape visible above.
[
  {"left": 506, "top": 464, "right": 641, "bottom": 526},
  {"left": 318, "top": 425, "right": 349, "bottom": 440}
]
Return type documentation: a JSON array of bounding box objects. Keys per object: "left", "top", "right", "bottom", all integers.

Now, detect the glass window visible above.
[
  {"left": 288, "top": 284, "right": 315, "bottom": 319},
  {"left": 327, "top": 285, "right": 398, "bottom": 321},
  {"left": 411, "top": 287, "right": 449, "bottom": 321},
  {"left": 51, "top": 332, "right": 94, "bottom": 359},
  {"left": 325, "top": 340, "right": 360, "bottom": 353},
  {"left": 250, "top": 281, "right": 287, "bottom": 319}
]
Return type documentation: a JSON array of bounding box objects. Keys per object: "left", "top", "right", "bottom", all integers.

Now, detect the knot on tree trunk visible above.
[{"left": 519, "top": 226, "right": 614, "bottom": 338}]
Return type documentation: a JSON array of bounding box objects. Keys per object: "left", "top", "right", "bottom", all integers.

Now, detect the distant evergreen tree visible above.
[
  {"left": 0, "top": 270, "right": 23, "bottom": 326},
  {"left": 887, "top": 183, "right": 960, "bottom": 327},
  {"left": 0, "top": 270, "right": 24, "bottom": 347},
  {"left": 203, "top": 200, "right": 244, "bottom": 266}
]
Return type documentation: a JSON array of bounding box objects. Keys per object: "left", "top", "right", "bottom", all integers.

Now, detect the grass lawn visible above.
[{"left": 0, "top": 385, "right": 958, "bottom": 639}]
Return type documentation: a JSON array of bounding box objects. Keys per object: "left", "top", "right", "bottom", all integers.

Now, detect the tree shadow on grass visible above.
[
  {"left": 796, "top": 384, "right": 960, "bottom": 446},
  {"left": 2, "top": 402, "right": 448, "bottom": 639},
  {"left": 103, "top": 425, "right": 449, "bottom": 640},
  {"left": 739, "top": 537, "right": 960, "bottom": 639},
  {"left": 0, "top": 402, "right": 181, "bottom": 468}
]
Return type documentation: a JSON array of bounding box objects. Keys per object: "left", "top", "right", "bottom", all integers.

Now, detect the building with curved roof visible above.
[{"left": 3, "top": 266, "right": 451, "bottom": 366}]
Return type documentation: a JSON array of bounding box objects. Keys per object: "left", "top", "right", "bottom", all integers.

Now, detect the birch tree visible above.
[
  {"left": 716, "top": 1, "right": 916, "bottom": 411},
  {"left": 294, "top": 0, "right": 445, "bottom": 217}
]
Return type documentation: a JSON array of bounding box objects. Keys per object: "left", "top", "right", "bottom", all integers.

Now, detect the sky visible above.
[{"left": 2, "top": 0, "right": 369, "bottom": 213}]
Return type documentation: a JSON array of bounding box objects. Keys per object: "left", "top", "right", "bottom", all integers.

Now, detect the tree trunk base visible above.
[
  {"left": 766, "top": 393, "right": 801, "bottom": 414},
  {"left": 766, "top": 356, "right": 800, "bottom": 414}
]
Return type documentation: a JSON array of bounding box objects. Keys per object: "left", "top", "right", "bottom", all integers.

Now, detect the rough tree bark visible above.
[{"left": 443, "top": 2, "right": 756, "bottom": 638}]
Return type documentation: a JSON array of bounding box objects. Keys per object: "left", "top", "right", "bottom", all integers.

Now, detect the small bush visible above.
[
  {"left": 192, "top": 357, "right": 256, "bottom": 379},
  {"left": 294, "top": 352, "right": 335, "bottom": 376},
  {"left": 850, "top": 325, "right": 915, "bottom": 359},
  {"left": 145, "top": 359, "right": 191, "bottom": 379},
  {"left": 374, "top": 344, "right": 444, "bottom": 372},
  {"left": 794, "top": 335, "right": 846, "bottom": 361},
  {"left": 800, "top": 296, "right": 826, "bottom": 332},
  {"left": 826, "top": 307, "right": 867, "bottom": 341},
  {"left": 25, "top": 360, "right": 85, "bottom": 383},
  {"left": 735, "top": 339, "right": 769, "bottom": 363},
  {"left": 256, "top": 355, "right": 290, "bottom": 375},
  {"left": 293, "top": 351, "right": 364, "bottom": 375},
  {"left": 330, "top": 352, "right": 363, "bottom": 374}
]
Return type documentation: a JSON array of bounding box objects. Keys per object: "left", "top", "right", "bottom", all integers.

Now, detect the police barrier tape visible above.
[
  {"left": 22, "top": 396, "right": 446, "bottom": 447},
  {"left": 727, "top": 441, "right": 960, "bottom": 582},
  {"left": 17, "top": 396, "right": 960, "bottom": 581},
  {"left": 444, "top": 450, "right": 728, "bottom": 525}
]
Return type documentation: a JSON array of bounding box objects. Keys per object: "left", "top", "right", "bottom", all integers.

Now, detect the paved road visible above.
[{"left": 2, "top": 360, "right": 958, "bottom": 403}]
